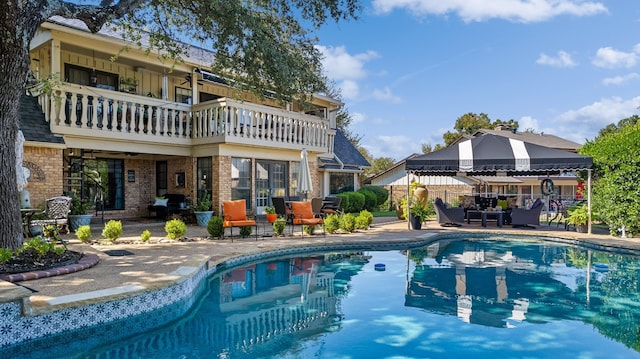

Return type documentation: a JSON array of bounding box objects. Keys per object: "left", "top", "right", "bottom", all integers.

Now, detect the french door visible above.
[{"left": 255, "top": 160, "right": 288, "bottom": 215}]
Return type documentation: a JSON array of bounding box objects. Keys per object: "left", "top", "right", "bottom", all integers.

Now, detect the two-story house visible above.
[{"left": 20, "top": 16, "right": 369, "bottom": 219}]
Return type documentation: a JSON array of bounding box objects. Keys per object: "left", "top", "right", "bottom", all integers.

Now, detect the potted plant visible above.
[
  {"left": 265, "top": 206, "right": 277, "bottom": 223},
  {"left": 193, "top": 191, "right": 213, "bottom": 227},
  {"left": 68, "top": 194, "right": 93, "bottom": 231},
  {"left": 566, "top": 204, "right": 589, "bottom": 233},
  {"left": 409, "top": 202, "right": 429, "bottom": 230}
]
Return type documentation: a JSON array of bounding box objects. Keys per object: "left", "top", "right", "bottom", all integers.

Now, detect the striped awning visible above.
[{"left": 405, "top": 134, "right": 592, "bottom": 176}]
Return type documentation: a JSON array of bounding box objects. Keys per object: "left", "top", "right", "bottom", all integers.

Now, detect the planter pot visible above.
[
  {"left": 576, "top": 223, "right": 588, "bottom": 233},
  {"left": 69, "top": 214, "right": 93, "bottom": 231},
  {"left": 266, "top": 213, "right": 277, "bottom": 223},
  {"left": 194, "top": 211, "right": 213, "bottom": 227},
  {"left": 409, "top": 214, "right": 422, "bottom": 230}
]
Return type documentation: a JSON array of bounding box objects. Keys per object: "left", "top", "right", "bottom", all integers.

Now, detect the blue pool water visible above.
[{"left": 4, "top": 237, "right": 640, "bottom": 358}]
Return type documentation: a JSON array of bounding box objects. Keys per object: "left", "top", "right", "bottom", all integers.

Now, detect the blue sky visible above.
[{"left": 314, "top": 0, "right": 640, "bottom": 161}]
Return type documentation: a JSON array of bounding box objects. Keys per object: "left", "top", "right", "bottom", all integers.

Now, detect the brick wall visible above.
[{"left": 22, "top": 146, "right": 63, "bottom": 209}]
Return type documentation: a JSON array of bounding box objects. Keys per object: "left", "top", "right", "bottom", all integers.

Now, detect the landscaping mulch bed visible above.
[{"left": 0, "top": 249, "right": 83, "bottom": 275}]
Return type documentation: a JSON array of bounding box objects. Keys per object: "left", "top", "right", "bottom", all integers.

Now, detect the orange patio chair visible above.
[
  {"left": 222, "top": 199, "right": 257, "bottom": 241},
  {"left": 290, "top": 201, "right": 325, "bottom": 237}
]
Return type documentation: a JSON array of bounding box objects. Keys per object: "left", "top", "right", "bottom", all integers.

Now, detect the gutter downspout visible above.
[{"left": 333, "top": 153, "right": 344, "bottom": 169}]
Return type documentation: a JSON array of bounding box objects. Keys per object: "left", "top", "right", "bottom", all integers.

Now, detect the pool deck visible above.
[{"left": 2, "top": 217, "right": 639, "bottom": 316}]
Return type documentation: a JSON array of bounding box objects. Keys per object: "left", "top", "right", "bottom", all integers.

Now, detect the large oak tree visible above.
[{"left": 0, "top": 0, "right": 360, "bottom": 249}]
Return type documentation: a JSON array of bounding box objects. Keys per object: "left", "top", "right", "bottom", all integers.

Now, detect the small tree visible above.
[{"left": 102, "top": 220, "right": 123, "bottom": 243}]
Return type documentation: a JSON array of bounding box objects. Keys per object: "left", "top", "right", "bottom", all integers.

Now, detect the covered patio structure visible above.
[{"left": 405, "top": 134, "right": 594, "bottom": 232}]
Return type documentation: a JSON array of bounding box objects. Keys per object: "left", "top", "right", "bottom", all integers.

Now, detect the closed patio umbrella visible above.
[{"left": 298, "top": 148, "right": 313, "bottom": 200}]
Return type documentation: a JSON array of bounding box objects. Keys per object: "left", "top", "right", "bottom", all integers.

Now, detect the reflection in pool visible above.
[{"left": 4, "top": 237, "right": 640, "bottom": 358}]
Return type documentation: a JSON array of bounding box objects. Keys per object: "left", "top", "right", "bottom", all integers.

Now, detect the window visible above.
[
  {"left": 329, "top": 172, "right": 354, "bottom": 194},
  {"left": 69, "top": 158, "right": 124, "bottom": 210},
  {"left": 232, "top": 158, "right": 251, "bottom": 209},
  {"left": 175, "top": 87, "right": 192, "bottom": 104},
  {"left": 197, "top": 157, "right": 212, "bottom": 202},
  {"left": 156, "top": 161, "right": 167, "bottom": 196},
  {"left": 64, "top": 64, "right": 117, "bottom": 90}
]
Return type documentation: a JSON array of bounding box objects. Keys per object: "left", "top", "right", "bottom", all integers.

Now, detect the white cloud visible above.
[
  {"left": 351, "top": 111, "right": 366, "bottom": 125},
  {"left": 363, "top": 134, "right": 422, "bottom": 159},
  {"left": 554, "top": 96, "right": 640, "bottom": 142},
  {"left": 536, "top": 50, "right": 577, "bottom": 67},
  {"left": 371, "top": 0, "right": 607, "bottom": 23},
  {"left": 317, "top": 45, "right": 379, "bottom": 100},
  {"left": 517, "top": 115, "right": 540, "bottom": 132},
  {"left": 592, "top": 46, "right": 639, "bottom": 69},
  {"left": 602, "top": 73, "right": 640, "bottom": 86},
  {"left": 372, "top": 87, "right": 403, "bottom": 103}
]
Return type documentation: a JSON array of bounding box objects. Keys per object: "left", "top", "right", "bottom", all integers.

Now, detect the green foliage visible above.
[
  {"left": 0, "top": 248, "right": 12, "bottom": 264},
  {"left": 410, "top": 202, "right": 430, "bottom": 222},
  {"left": 361, "top": 186, "right": 389, "bottom": 206},
  {"left": 339, "top": 213, "right": 356, "bottom": 233},
  {"left": 354, "top": 215, "right": 369, "bottom": 230},
  {"left": 398, "top": 197, "right": 408, "bottom": 220},
  {"left": 195, "top": 191, "right": 212, "bottom": 211},
  {"left": 566, "top": 205, "right": 589, "bottom": 226},
  {"left": 357, "top": 188, "right": 377, "bottom": 211},
  {"left": 102, "top": 220, "right": 123, "bottom": 243},
  {"left": 336, "top": 193, "right": 350, "bottom": 212},
  {"left": 207, "top": 216, "right": 224, "bottom": 238},
  {"left": 358, "top": 209, "right": 374, "bottom": 227},
  {"left": 75, "top": 225, "right": 92, "bottom": 243},
  {"left": 580, "top": 119, "right": 640, "bottom": 236},
  {"left": 140, "top": 229, "right": 151, "bottom": 243},
  {"left": 20, "top": 237, "right": 56, "bottom": 258},
  {"left": 272, "top": 217, "right": 286, "bottom": 236},
  {"left": 323, "top": 214, "right": 340, "bottom": 234},
  {"left": 70, "top": 194, "right": 88, "bottom": 215},
  {"left": 264, "top": 206, "right": 276, "bottom": 214},
  {"left": 303, "top": 225, "right": 315, "bottom": 235},
  {"left": 240, "top": 226, "right": 253, "bottom": 238},
  {"left": 165, "top": 219, "right": 187, "bottom": 240}
]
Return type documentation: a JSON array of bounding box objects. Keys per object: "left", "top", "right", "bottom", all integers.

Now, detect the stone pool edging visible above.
[{"left": 1, "top": 228, "right": 639, "bottom": 348}]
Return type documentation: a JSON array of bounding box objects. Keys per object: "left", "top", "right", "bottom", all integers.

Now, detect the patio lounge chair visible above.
[
  {"left": 272, "top": 197, "right": 293, "bottom": 224},
  {"left": 321, "top": 196, "right": 342, "bottom": 216},
  {"left": 222, "top": 199, "right": 257, "bottom": 241},
  {"left": 29, "top": 196, "right": 72, "bottom": 243},
  {"left": 434, "top": 197, "right": 464, "bottom": 226},
  {"left": 290, "top": 201, "right": 325, "bottom": 237},
  {"left": 511, "top": 198, "right": 544, "bottom": 228}
]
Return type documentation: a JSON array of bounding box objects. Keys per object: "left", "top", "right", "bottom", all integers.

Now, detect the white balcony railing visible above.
[{"left": 38, "top": 84, "right": 334, "bottom": 153}]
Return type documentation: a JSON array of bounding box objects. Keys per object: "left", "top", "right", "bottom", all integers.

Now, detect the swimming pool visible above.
[{"left": 4, "top": 236, "right": 640, "bottom": 358}]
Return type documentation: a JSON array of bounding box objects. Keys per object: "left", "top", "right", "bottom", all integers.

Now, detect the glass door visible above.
[{"left": 255, "top": 160, "right": 287, "bottom": 216}]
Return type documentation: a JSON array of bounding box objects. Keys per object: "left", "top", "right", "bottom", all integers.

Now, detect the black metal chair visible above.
[{"left": 272, "top": 197, "right": 293, "bottom": 224}]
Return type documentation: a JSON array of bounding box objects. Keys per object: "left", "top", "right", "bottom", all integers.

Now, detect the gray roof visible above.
[
  {"left": 470, "top": 129, "right": 581, "bottom": 152},
  {"left": 19, "top": 94, "right": 65, "bottom": 144},
  {"left": 320, "top": 130, "right": 370, "bottom": 170}
]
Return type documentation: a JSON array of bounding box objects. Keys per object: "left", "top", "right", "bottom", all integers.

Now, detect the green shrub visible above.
[
  {"left": 324, "top": 214, "right": 340, "bottom": 234},
  {"left": 339, "top": 213, "right": 356, "bottom": 233},
  {"left": 140, "top": 229, "right": 151, "bottom": 243},
  {"left": 20, "top": 237, "right": 55, "bottom": 258},
  {"left": 362, "top": 186, "right": 389, "bottom": 206},
  {"left": 336, "top": 192, "right": 349, "bottom": 213},
  {"left": 357, "top": 189, "right": 377, "bottom": 211},
  {"left": 273, "top": 217, "right": 286, "bottom": 236},
  {"left": 350, "top": 192, "right": 366, "bottom": 212},
  {"left": 354, "top": 215, "right": 369, "bottom": 230},
  {"left": 75, "top": 225, "right": 92, "bottom": 243},
  {"left": 207, "top": 216, "right": 224, "bottom": 238},
  {"left": 240, "top": 226, "right": 252, "bottom": 238},
  {"left": 165, "top": 219, "right": 186, "bottom": 240},
  {"left": 357, "top": 209, "right": 374, "bottom": 229},
  {"left": 102, "top": 220, "right": 123, "bottom": 243},
  {"left": 0, "top": 248, "right": 13, "bottom": 264},
  {"left": 303, "top": 225, "right": 315, "bottom": 235}
]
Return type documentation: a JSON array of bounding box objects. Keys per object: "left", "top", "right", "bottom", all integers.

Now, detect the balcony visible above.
[{"left": 37, "top": 83, "right": 335, "bottom": 156}]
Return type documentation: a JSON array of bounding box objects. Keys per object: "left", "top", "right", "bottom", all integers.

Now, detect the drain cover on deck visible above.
[{"left": 103, "top": 250, "right": 135, "bottom": 256}]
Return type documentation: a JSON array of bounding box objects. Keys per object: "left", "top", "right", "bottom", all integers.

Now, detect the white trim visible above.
[
  {"left": 509, "top": 138, "right": 531, "bottom": 171},
  {"left": 458, "top": 140, "right": 473, "bottom": 171}
]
